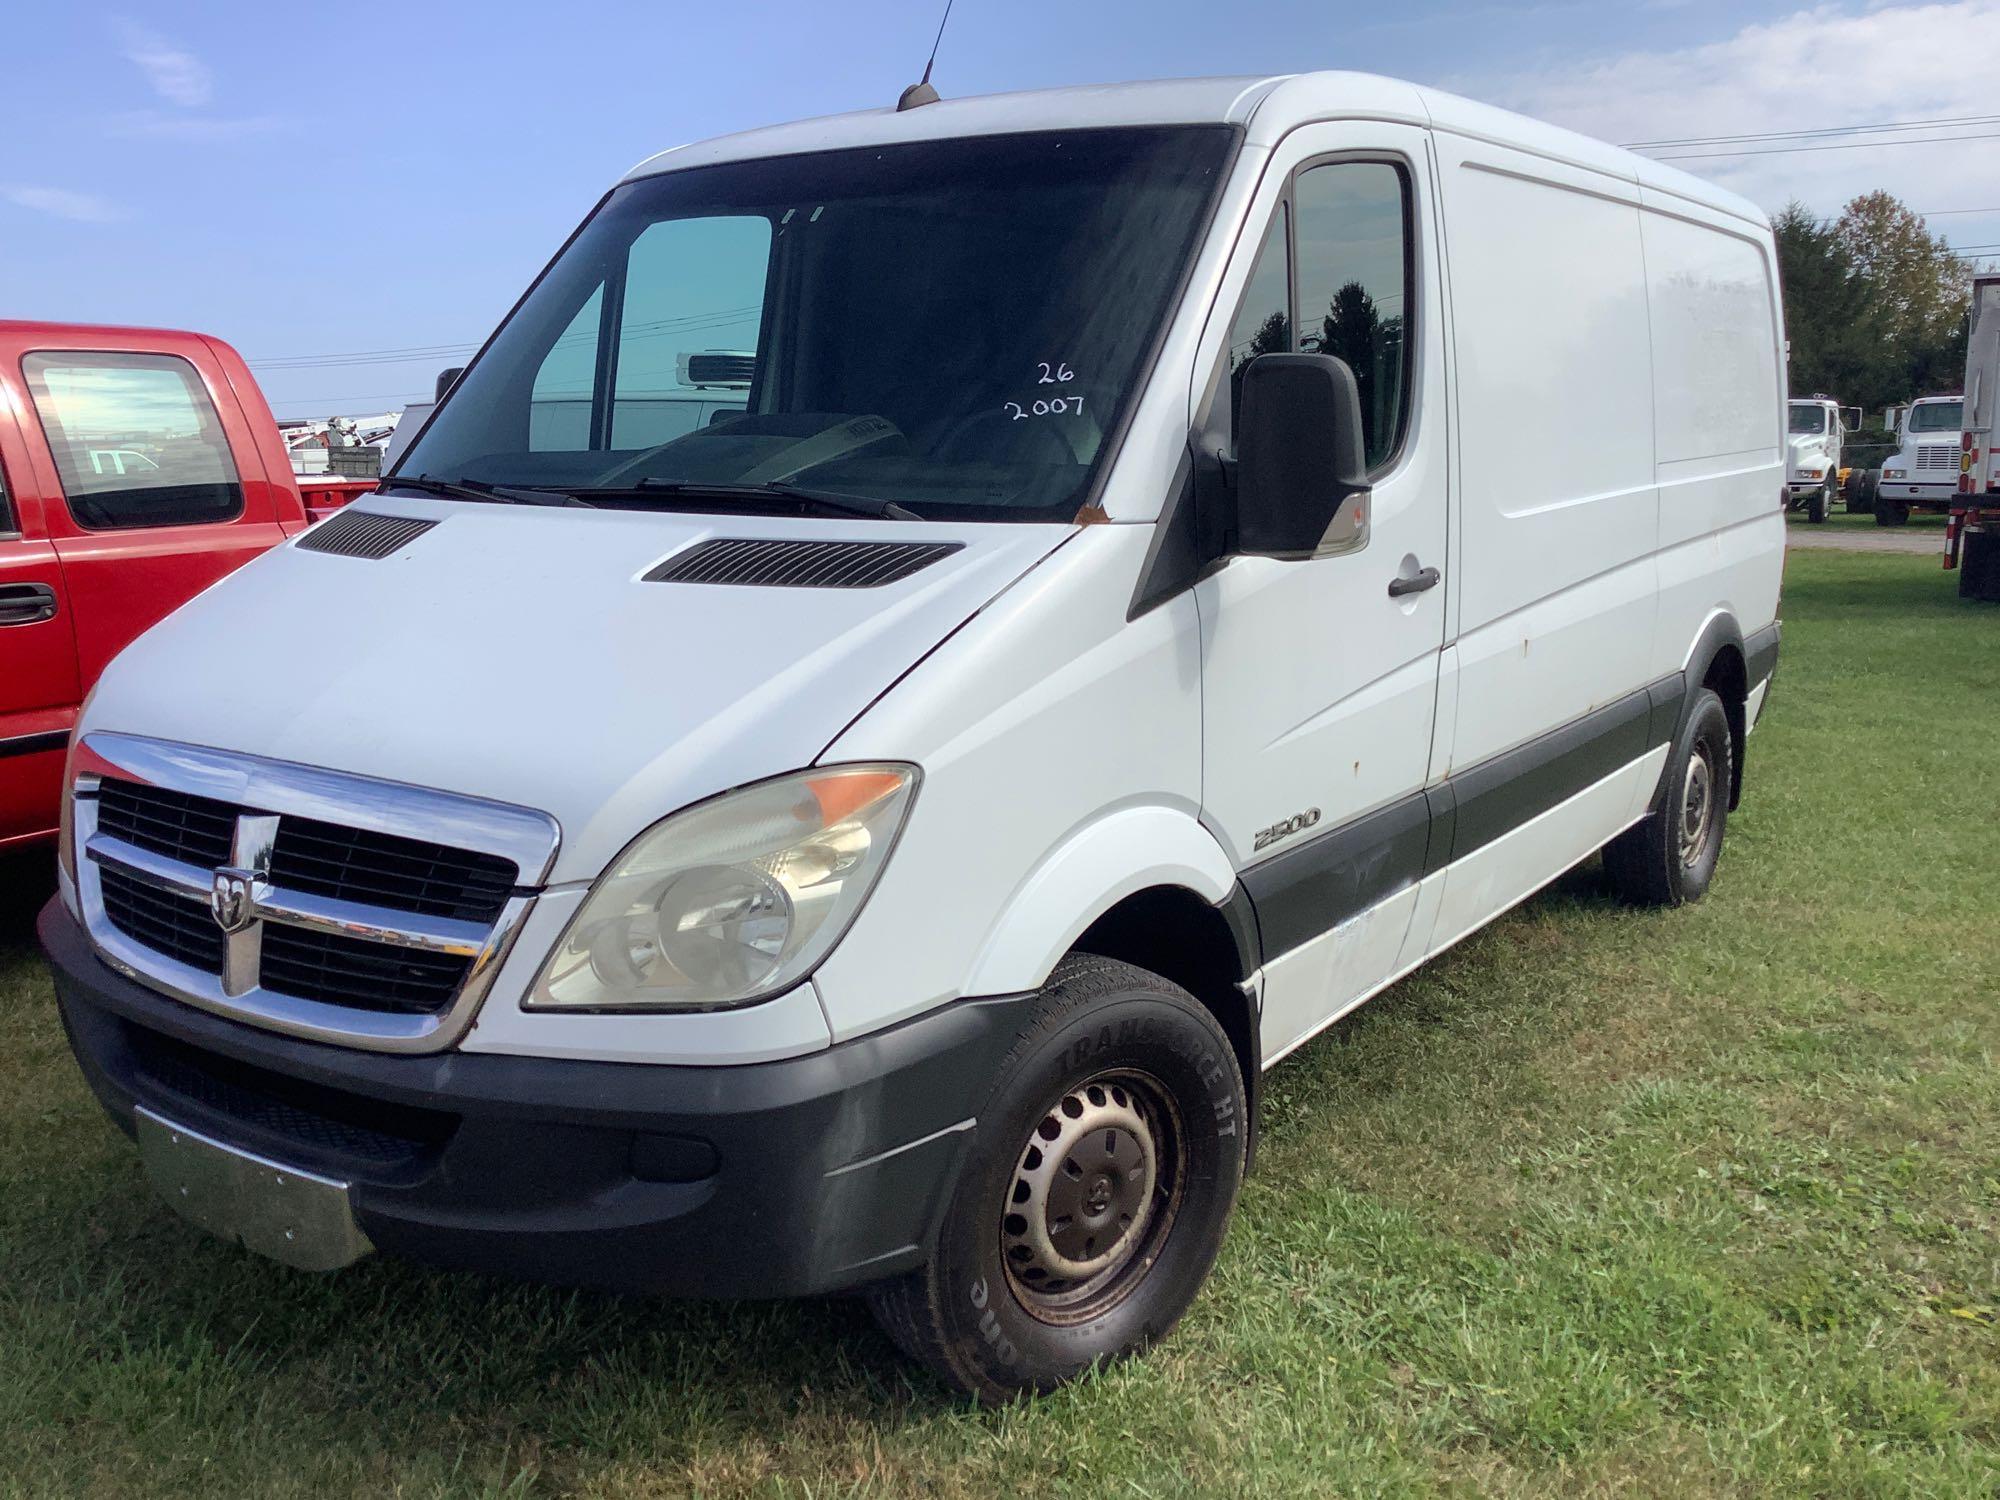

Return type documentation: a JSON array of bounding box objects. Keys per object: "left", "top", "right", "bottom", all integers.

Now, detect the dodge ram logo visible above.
[{"left": 208, "top": 868, "right": 259, "bottom": 934}]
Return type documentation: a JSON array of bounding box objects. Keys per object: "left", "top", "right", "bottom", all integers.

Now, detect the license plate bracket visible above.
[{"left": 135, "top": 1107, "right": 375, "bottom": 1272}]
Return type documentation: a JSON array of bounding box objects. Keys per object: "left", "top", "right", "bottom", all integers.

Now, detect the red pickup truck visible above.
[{"left": 0, "top": 321, "right": 369, "bottom": 850}]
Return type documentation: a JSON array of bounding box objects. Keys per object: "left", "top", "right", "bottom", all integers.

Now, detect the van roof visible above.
[{"left": 623, "top": 71, "right": 1767, "bottom": 229}]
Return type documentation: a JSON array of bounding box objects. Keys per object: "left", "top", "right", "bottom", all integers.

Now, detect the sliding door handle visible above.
[
  {"left": 1387, "top": 566, "right": 1440, "bottom": 599},
  {"left": 0, "top": 582, "right": 57, "bottom": 626}
]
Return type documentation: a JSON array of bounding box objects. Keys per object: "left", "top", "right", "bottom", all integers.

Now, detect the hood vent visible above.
[
  {"left": 646, "top": 537, "right": 963, "bottom": 589},
  {"left": 296, "top": 510, "right": 440, "bottom": 559}
]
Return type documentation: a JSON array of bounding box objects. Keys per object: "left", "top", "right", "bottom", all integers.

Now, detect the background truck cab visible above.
[
  {"left": 1784, "top": 394, "right": 1854, "bottom": 523},
  {"left": 1875, "top": 393, "right": 1964, "bottom": 526},
  {"left": 0, "top": 322, "right": 366, "bottom": 849}
]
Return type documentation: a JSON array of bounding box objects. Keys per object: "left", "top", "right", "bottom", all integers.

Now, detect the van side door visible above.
[
  {"left": 0, "top": 403, "right": 81, "bottom": 847},
  {"left": 1194, "top": 122, "right": 1450, "bottom": 1063},
  {"left": 11, "top": 338, "right": 288, "bottom": 687}
]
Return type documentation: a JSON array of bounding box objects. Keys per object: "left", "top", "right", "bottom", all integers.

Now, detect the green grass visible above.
[
  {"left": 1805, "top": 500, "right": 1949, "bottom": 535},
  {"left": 2, "top": 549, "right": 1996, "bottom": 1498}
]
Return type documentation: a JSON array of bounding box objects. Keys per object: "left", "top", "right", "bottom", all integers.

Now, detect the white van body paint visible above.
[{"left": 67, "top": 71, "right": 1785, "bottom": 1079}]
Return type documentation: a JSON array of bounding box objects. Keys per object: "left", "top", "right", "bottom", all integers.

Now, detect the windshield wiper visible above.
[
  {"left": 618, "top": 478, "right": 927, "bottom": 522},
  {"left": 378, "top": 474, "right": 591, "bottom": 508}
]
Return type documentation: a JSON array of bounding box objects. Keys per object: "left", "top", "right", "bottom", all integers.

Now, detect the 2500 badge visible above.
[{"left": 1253, "top": 807, "right": 1321, "bottom": 851}]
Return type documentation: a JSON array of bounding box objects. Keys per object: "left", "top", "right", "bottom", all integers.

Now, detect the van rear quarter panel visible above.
[
  {"left": 1640, "top": 194, "right": 1785, "bottom": 671},
  {"left": 1435, "top": 143, "right": 1658, "bottom": 772}
]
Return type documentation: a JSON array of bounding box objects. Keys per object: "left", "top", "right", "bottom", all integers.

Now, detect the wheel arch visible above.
[
  {"left": 1681, "top": 611, "right": 1749, "bottom": 809},
  {"left": 957, "top": 806, "right": 1262, "bottom": 1158}
]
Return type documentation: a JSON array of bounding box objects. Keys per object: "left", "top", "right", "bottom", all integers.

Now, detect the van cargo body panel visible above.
[{"left": 84, "top": 499, "right": 1068, "bottom": 885}]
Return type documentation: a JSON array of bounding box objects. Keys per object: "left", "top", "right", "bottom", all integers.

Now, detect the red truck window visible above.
[{"left": 21, "top": 351, "right": 244, "bottom": 530}]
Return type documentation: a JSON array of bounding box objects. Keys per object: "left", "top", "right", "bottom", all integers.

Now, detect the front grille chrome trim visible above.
[
  {"left": 84, "top": 833, "right": 491, "bottom": 957},
  {"left": 73, "top": 733, "right": 559, "bottom": 1054}
]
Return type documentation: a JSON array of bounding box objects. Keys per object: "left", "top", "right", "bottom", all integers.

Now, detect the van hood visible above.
[{"left": 86, "top": 498, "right": 1069, "bottom": 883}]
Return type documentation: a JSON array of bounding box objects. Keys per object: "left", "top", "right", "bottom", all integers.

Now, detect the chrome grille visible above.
[
  {"left": 260, "top": 924, "right": 473, "bottom": 1015},
  {"left": 74, "top": 734, "right": 559, "bottom": 1054},
  {"left": 266, "top": 815, "right": 515, "bottom": 923},
  {"left": 96, "top": 779, "right": 236, "bottom": 868},
  {"left": 100, "top": 865, "right": 226, "bottom": 972}
]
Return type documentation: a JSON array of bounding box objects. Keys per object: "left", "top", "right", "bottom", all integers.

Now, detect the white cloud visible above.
[
  {"left": 2, "top": 186, "right": 124, "bottom": 223},
  {"left": 1461, "top": 1, "right": 2000, "bottom": 229},
  {"left": 116, "top": 21, "right": 212, "bottom": 108}
]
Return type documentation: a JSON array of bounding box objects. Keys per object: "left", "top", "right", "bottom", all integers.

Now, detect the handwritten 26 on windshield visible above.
[{"left": 1004, "top": 362, "right": 1084, "bottom": 420}]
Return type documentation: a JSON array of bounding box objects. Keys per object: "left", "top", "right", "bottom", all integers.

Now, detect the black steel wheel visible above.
[
  {"left": 868, "top": 955, "right": 1246, "bottom": 1401},
  {"left": 1603, "top": 686, "right": 1733, "bottom": 907}
]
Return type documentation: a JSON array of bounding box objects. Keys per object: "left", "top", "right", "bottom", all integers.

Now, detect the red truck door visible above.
[
  {"left": 0, "top": 406, "right": 81, "bottom": 849},
  {"left": 7, "top": 335, "right": 288, "bottom": 685}
]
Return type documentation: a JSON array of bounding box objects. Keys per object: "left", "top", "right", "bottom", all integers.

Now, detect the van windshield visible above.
[
  {"left": 1908, "top": 400, "right": 1963, "bottom": 433},
  {"left": 397, "top": 127, "right": 1233, "bottom": 522},
  {"left": 1787, "top": 403, "right": 1828, "bottom": 435}
]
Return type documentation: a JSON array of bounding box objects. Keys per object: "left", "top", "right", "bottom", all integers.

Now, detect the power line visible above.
[
  {"left": 1652, "top": 130, "right": 2000, "bottom": 161},
  {"left": 1623, "top": 112, "right": 2000, "bottom": 150},
  {"left": 1922, "top": 207, "right": 2000, "bottom": 216},
  {"left": 249, "top": 304, "right": 764, "bottom": 371}
]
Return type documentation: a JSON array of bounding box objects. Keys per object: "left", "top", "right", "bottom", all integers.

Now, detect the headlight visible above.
[
  {"left": 1885, "top": 468, "right": 1905, "bottom": 479},
  {"left": 1798, "top": 468, "right": 1822, "bottom": 481},
  {"left": 527, "top": 764, "right": 918, "bottom": 1012}
]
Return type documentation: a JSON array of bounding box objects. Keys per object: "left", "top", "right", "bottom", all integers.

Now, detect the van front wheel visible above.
[
  {"left": 1603, "top": 687, "right": 1733, "bottom": 907},
  {"left": 867, "top": 956, "right": 1247, "bottom": 1401}
]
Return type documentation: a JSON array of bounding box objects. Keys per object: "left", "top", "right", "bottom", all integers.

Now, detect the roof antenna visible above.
[{"left": 897, "top": 0, "right": 954, "bottom": 110}]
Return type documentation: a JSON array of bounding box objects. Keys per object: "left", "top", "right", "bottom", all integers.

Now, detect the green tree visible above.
[
  {"left": 1773, "top": 201, "right": 1883, "bottom": 405},
  {"left": 1834, "top": 190, "right": 1972, "bottom": 353},
  {"left": 1775, "top": 193, "right": 1971, "bottom": 416}
]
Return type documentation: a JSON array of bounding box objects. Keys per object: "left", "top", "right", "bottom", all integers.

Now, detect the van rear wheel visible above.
[
  {"left": 867, "top": 956, "right": 1246, "bottom": 1401},
  {"left": 1603, "top": 687, "right": 1732, "bottom": 907}
]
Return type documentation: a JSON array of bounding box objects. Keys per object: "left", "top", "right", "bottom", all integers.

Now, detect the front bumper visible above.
[
  {"left": 42, "top": 898, "right": 1029, "bottom": 1298},
  {"left": 1881, "top": 481, "right": 1956, "bottom": 503}
]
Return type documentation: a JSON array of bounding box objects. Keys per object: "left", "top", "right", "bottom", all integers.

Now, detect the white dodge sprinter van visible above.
[{"left": 42, "top": 72, "right": 1784, "bottom": 1400}]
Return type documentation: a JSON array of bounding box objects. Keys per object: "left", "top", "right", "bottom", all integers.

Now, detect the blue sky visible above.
[{"left": 4, "top": 0, "right": 1995, "bottom": 418}]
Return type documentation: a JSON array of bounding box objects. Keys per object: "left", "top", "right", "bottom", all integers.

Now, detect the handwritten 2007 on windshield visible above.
[{"left": 1003, "top": 362, "right": 1085, "bottom": 420}]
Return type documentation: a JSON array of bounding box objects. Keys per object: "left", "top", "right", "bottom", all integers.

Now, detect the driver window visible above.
[
  {"left": 1225, "top": 206, "right": 1290, "bottom": 445},
  {"left": 611, "top": 217, "right": 771, "bottom": 448}
]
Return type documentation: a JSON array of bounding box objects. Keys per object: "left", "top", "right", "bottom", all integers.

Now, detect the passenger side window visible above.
[
  {"left": 1293, "top": 162, "right": 1413, "bottom": 471},
  {"left": 22, "top": 352, "right": 243, "bottom": 530},
  {"left": 0, "top": 456, "right": 13, "bottom": 536}
]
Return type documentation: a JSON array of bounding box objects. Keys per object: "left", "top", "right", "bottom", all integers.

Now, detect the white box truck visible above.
[
  {"left": 40, "top": 72, "right": 1784, "bottom": 1399},
  {"left": 1947, "top": 273, "right": 2000, "bottom": 599}
]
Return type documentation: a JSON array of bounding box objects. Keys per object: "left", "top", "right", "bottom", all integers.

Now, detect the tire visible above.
[
  {"left": 1850, "top": 468, "right": 1881, "bottom": 513},
  {"left": 867, "top": 955, "right": 1247, "bottom": 1401},
  {"left": 1876, "top": 499, "right": 1910, "bottom": 527},
  {"left": 1602, "top": 687, "right": 1732, "bottom": 907},
  {"left": 1807, "top": 478, "right": 1830, "bottom": 523}
]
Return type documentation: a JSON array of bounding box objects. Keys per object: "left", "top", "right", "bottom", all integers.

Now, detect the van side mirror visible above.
[
  {"left": 435, "top": 366, "right": 465, "bottom": 402},
  {"left": 1234, "top": 354, "right": 1372, "bottom": 558}
]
